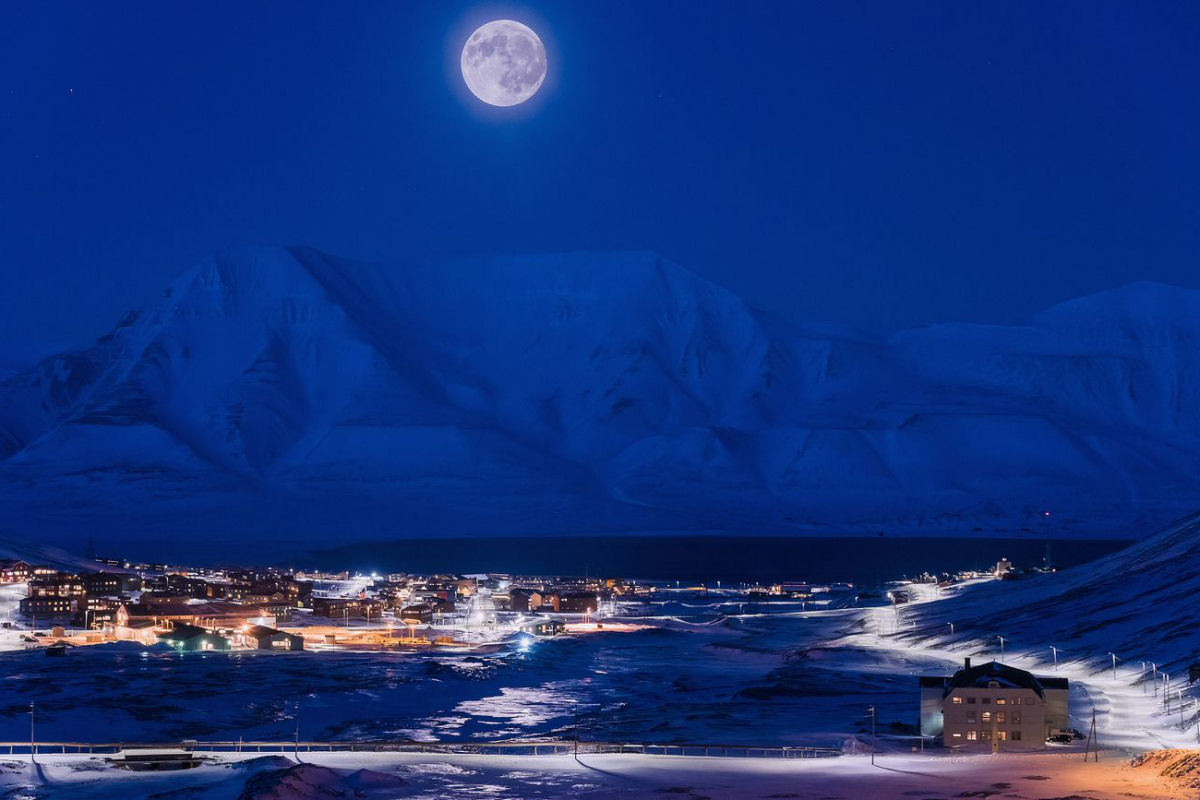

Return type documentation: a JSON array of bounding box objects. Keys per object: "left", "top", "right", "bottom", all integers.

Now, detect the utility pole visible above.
[
  {"left": 1083, "top": 707, "right": 1098, "bottom": 762},
  {"left": 573, "top": 704, "right": 580, "bottom": 762},
  {"left": 947, "top": 622, "right": 954, "bottom": 635},
  {"left": 1051, "top": 645, "right": 1059, "bottom": 671},
  {"left": 29, "top": 702, "right": 35, "bottom": 764},
  {"left": 1107, "top": 652, "right": 1119, "bottom": 681},
  {"left": 998, "top": 635, "right": 1005, "bottom": 661}
]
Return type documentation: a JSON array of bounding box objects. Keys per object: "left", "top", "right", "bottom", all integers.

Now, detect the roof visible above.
[
  {"left": 244, "top": 625, "right": 298, "bottom": 639},
  {"left": 158, "top": 624, "right": 217, "bottom": 641},
  {"left": 121, "top": 602, "right": 268, "bottom": 618},
  {"left": 946, "top": 660, "right": 1046, "bottom": 698}
]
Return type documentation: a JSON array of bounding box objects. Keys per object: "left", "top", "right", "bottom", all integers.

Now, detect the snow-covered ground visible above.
[{"left": 0, "top": 748, "right": 1193, "bottom": 799}]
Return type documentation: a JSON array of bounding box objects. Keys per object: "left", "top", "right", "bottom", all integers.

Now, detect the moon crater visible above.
[{"left": 461, "top": 20, "right": 547, "bottom": 107}]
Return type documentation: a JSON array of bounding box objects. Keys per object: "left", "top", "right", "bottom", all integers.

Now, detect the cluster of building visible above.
[
  {"left": 4, "top": 559, "right": 308, "bottom": 628},
  {"left": 2, "top": 556, "right": 639, "bottom": 653}
]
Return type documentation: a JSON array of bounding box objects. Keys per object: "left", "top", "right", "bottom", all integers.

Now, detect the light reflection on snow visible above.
[{"left": 452, "top": 682, "right": 582, "bottom": 728}]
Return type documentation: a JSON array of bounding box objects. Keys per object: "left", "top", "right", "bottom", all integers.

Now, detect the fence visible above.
[{"left": 0, "top": 739, "right": 841, "bottom": 759}]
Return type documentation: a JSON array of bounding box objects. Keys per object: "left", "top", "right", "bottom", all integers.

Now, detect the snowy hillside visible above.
[
  {"left": 1, "top": 245, "right": 1199, "bottom": 551},
  {"left": 905, "top": 510, "right": 1200, "bottom": 677}
]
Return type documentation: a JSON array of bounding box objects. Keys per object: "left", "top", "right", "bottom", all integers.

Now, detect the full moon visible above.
[{"left": 460, "top": 20, "right": 547, "bottom": 107}]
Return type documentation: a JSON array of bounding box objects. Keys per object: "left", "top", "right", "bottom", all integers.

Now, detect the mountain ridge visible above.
[{"left": 2, "top": 246, "right": 1198, "bottom": 554}]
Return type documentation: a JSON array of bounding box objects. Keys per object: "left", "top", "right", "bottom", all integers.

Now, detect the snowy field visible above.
[
  {"left": 0, "top": 601, "right": 936, "bottom": 747},
  {"left": 0, "top": 747, "right": 1194, "bottom": 799}
]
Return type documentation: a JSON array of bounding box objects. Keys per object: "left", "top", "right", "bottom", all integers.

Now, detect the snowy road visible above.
[{"left": 0, "top": 748, "right": 1192, "bottom": 799}]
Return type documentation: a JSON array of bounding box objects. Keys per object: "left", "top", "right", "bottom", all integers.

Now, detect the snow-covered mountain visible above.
[{"left": 1, "top": 246, "right": 1198, "bottom": 551}]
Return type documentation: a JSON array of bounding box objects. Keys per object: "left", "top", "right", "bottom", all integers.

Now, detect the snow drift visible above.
[{"left": 1, "top": 245, "right": 1198, "bottom": 551}]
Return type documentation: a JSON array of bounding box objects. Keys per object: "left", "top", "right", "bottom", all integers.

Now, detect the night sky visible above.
[{"left": 2, "top": 1, "right": 1198, "bottom": 362}]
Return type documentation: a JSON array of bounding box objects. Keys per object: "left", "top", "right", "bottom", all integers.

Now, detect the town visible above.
[
  {"left": 0, "top": 551, "right": 657, "bottom": 654},
  {"left": 0, "top": 548, "right": 1102, "bottom": 754}
]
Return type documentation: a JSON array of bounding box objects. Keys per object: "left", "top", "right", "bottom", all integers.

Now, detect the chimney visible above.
[{"left": 964, "top": 657, "right": 972, "bottom": 670}]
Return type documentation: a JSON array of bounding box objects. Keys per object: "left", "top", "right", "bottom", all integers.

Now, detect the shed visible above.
[
  {"left": 244, "top": 625, "right": 304, "bottom": 651},
  {"left": 158, "top": 623, "right": 230, "bottom": 652}
]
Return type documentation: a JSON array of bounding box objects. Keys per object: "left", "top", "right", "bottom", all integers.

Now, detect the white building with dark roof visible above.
[{"left": 920, "top": 658, "right": 1069, "bottom": 750}]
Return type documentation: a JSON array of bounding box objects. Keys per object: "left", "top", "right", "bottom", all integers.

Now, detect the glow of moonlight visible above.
[{"left": 461, "top": 20, "right": 547, "bottom": 107}]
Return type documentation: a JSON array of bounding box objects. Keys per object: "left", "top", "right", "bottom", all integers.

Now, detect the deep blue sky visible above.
[{"left": 2, "top": 1, "right": 1197, "bottom": 361}]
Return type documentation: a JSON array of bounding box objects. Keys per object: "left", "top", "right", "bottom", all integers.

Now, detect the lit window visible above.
[
  {"left": 981, "top": 711, "right": 992, "bottom": 722},
  {"left": 997, "top": 731, "right": 1007, "bottom": 741},
  {"left": 966, "top": 730, "right": 977, "bottom": 741},
  {"left": 952, "top": 697, "right": 963, "bottom": 704},
  {"left": 951, "top": 732, "right": 962, "bottom": 738},
  {"left": 996, "top": 712, "right": 1006, "bottom": 723},
  {"left": 996, "top": 698, "right": 1006, "bottom": 705},
  {"left": 1012, "top": 697, "right": 1021, "bottom": 705}
]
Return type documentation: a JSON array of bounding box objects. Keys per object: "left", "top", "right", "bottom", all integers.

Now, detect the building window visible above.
[
  {"left": 980, "top": 730, "right": 992, "bottom": 741},
  {"left": 996, "top": 712, "right": 1006, "bottom": 724},
  {"left": 981, "top": 697, "right": 991, "bottom": 704},
  {"left": 1011, "top": 730, "right": 1021, "bottom": 741},
  {"left": 951, "top": 696, "right": 963, "bottom": 704},
  {"left": 996, "top": 698, "right": 1006, "bottom": 705},
  {"left": 1012, "top": 712, "right": 1021, "bottom": 724},
  {"left": 967, "top": 697, "right": 976, "bottom": 704},
  {"left": 1012, "top": 697, "right": 1022, "bottom": 705},
  {"left": 966, "top": 730, "right": 977, "bottom": 741},
  {"left": 997, "top": 731, "right": 1008, "bottom": 741},
  {"left": 981, "top": 711, "right": 992, "bottom": 723},
  {"left": 967, "top": 712, "right": 976, "bottom": 723},
  {"left": 951, "top": 732, "right": 962, "bottom": 738}
]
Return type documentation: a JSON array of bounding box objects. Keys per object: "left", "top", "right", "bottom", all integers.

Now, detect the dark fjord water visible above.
[{"left": 311, "top": 535, "right": 1130, "bottom": 584}]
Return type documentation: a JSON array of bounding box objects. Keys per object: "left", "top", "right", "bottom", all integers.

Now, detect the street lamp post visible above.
[
  {"left": 1050, "top": 645, "right": 1060, "bottom": 671},
  {"left": 29, "top": 702, "right": 35, "bottom": 764},
  {"left": 866, "top": 705, "right": 877, "bottom": 766},
  {"left": 1106, "top": 652, "right": 1120, "bottom": 681},
  {"left": 997, "top": 635, "right": 1005, "bottom": 661},
  {"left": 947, "top": 622, "right": 954, "bottom": 635},
  {"left": 294, "top": 702, "right": 301, "bottom": 761}
]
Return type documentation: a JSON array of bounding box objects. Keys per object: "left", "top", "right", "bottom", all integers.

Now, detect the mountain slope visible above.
[
  {"left": 1, "top": 246, "right": 1198, "bottom": 554},
  {"left": 905, "top": 509, "right": 1200, "bottom": 676}
]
